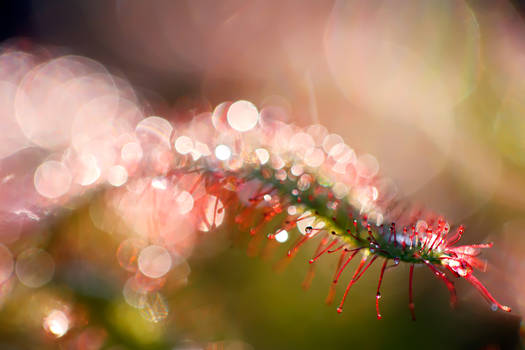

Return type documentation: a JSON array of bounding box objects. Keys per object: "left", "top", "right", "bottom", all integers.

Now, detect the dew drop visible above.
[
  {"left": 296, "top": 213, "right": 315, "bottom": 235},
  {"left": 274, "top": 230, "right": 289, "bottom": 243},
  {"left": 491, "top": 303, "right": 498, "bottom": 311}
]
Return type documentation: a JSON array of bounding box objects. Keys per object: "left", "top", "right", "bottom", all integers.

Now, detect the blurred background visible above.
[{"left": 1, "top": 0, "right": 525, "bottom": 349}]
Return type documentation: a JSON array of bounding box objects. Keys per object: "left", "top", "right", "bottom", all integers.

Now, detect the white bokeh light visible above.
[
  {"left": 135, "top": 116, "right": 173, "bottom": 148},
  {"left": 174, "top": 136, "right": 193, "bottom": 155},
  {"left": 138, "top": 245, "right": 172, "bottom": 279},
  {"left": 15, "top": 248, "right": 55, "bottom": 288},
  {"left": 227, "top": 100, "right": 259, "bottom": 132},
  {"left": 34, "top": 160, "right": 72, "bottom": 199},
  {"left": 176, "top": 191, "right": 194, "bottom": 214},
  {"left": 75, "top": 153, "right": 100, "bottom": 186},
  {"left": 43, "top": 310, "right": 69, "bottom": 338},
  {"left": 108, "top": 165, "right": 128, "bottom": 187},
  {"left": 121, "top": 142, "right": 143, "bottom": 162},
  {"left": 151, "top": 176, "right": 167, "bottom": 190},
  {"left": 255, "top": 148, "right": 270, "bottom": 164},
  {"left": 215, "top": 144, "right": 232, "bottom": 161}
]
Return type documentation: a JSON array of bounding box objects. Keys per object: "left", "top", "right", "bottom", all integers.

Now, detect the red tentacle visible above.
[
  {"left": 422, "top": 260, "right": 457, "bottom": 309},
  {"left": 376, "top": 258, "right": 388, "bottom": 320},
  {"left": 336, "top": 255, "right": 369, "bottom": 313},
  {"left": 464, "top": 274, "right": 511, "bottom": 312}
]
